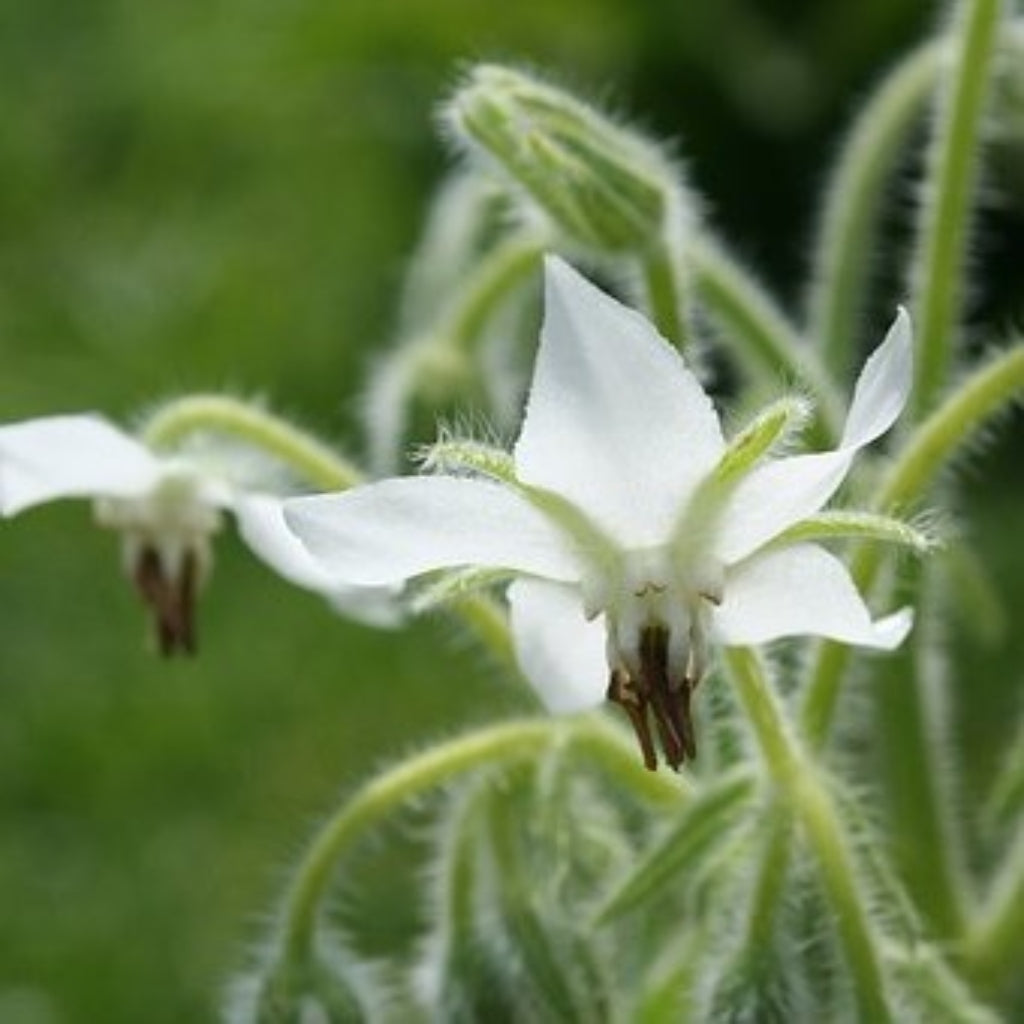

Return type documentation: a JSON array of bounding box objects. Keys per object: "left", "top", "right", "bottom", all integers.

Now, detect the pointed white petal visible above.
[
  {"left": 716, "top": 309, "right": 913, "bottom": 564},
  {"left": 841, "top": 307, "right": 913, "bottom": 448},
  {"left": 713, "top": 543, "right": 913, "bottom": 650},
  {"left": 714, "top": 448, "right": 854, "bottom": 565},
  {"left": 508, "top": 578, "right": 608, "bottom": 712},
  {"left": 284, "top": 477, "right": 581, "bottom": 587},
  {"left": 233, "top": 492, "right": 403, "bottom": 627},
  {"left": 0, "top": 414, "right": 163, "bottom": 515},
  {"left": 514, "top": 257, "right": 724, "bottom": 547}
]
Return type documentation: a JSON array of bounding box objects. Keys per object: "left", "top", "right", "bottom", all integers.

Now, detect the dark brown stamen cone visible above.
[
  {"left": 606, "top": 626, "right": 697, "bottom": 772},
  {"left": 133, "top": 546, "right": 199, "bottom": 657}
]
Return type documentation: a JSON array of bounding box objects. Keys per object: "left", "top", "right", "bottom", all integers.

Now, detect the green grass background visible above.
[{"left": 1, "top": 0, "right": 1022, "bottom": 1020}]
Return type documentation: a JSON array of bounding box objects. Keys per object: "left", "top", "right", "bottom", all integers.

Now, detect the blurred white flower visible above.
[
  {"left": 0, "top": 414, "right": 398, "bottom": 653},
  {"left": 286, "top": 258, "right": 914, "bottom": 769}
]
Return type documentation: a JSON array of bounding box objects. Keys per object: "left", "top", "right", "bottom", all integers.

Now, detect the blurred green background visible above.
[{"left": 1, "top": 0, "right": 1022, "bottom": 1020}]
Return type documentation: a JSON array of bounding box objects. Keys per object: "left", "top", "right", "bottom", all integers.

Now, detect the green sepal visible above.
[
  {"left": 407, "top": 567, "right": 515, "bottom": 616},
  {"left": 713, "top": 396, "right": 811, "bottom": 486},
  {"left": 771, "top": 510, "right": 937, "bottom": 553},
  {"left": 419, "top": 435, "right": 517, "bottom": 483}
]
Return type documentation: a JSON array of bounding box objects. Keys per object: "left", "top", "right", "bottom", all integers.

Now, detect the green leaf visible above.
[
  {"left": 886, "top": 944, "right": 1001, "bottom": 1024},
  {"left": 595, "top": 768, "right": 760, "bottom": 922}
]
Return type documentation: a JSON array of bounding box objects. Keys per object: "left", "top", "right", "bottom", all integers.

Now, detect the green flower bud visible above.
[{"left": 446, "top": 65, "right": 686, "bottom": 255}]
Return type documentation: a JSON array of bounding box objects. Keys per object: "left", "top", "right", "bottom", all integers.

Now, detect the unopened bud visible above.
[{"left": 446, "top": 65, "right": 685, "bottom": 254}]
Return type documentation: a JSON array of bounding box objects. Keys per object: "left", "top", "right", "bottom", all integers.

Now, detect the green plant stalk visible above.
[
  {"left": 742, "top": 810, "right": 793, "bottom": 954},
  {"left": 143, "top": 395, "right": 362, "bottom": 490},
  {"left": 871, "top": 579, "right": 967, "bottom": 939},
  {"left": 725, "top": 648, "right": 892, "bottom": 1022},
  {"left": 808, "top": 43, "right": 940, "bottom": 377},
  {"left": 690, "top": 238, "right": 841, "bottom": 445},
  {"left": 962, "top": 825, "right": 1024, "bottom": 992},
  {"left": 277, "top": 718, "right": 681, "bottom": 968},
  {"left": 801, "top": 343, "right": 1024, "bottom": 745},
  {"left": 439, "top": 231, "right": 544, "bottom": 360},
  {"left": 279, "top": 721, "right": 557, "bottom": 967},
  {"left": 910, "top": 0, "right": 1005, "bottom": 419},
  {"left": 640, "top": 238, "right": 688, "bottom": 352},
  {"left": 452, "top": 593, "right": 519, "bottom": 671}
]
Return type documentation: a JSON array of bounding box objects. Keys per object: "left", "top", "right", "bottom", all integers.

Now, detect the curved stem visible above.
[
  {"left": 364, "top": 232, "right": 542, "bottom": 471},
  {"left": 142, "top": 395, "right": 361, "bottom": 491},
  {"left": 442, "top": 232, "right": 543, "bottom": 359},
  {"left": 910, "top": 0, "right": 1005, "bottom": 419},
  {"left": 278, "top": 717, "right": 680, "bottom": 967},
  {"left": 808, "top": 43, "right": 940, "bottom": 377},
  {"left": 280, "top": 720, "right": 557, "bottom": 965},
  {"left": 452, "top": 593, "right": 519, "bottom": 671},
  {"left": 801, "top": 343, "right": 1024, "bottom": 746},
  {"left": 725, "top": 647, "right": 892, "bottom": 1022},
  {"left": 640, "top": 240, "right": 687, "bottom": 352},
  {"left": 691, "top": 237, "right": 841, "bottom": 445}
]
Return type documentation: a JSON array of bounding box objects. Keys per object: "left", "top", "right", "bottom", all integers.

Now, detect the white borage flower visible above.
[
  {"left": 0, "top": 414, "right": 400, "bottom": 654},
  {"left": 285, "top": 257, "right": 922, "bottom": 770}
]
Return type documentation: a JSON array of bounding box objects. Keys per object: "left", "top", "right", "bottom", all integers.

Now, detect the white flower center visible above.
[
  {"left": 93, "top": 470, "right": 223, "bottom": 655},
  {"left": 582, "top": 546, "right": 723, "bottom": 771}
]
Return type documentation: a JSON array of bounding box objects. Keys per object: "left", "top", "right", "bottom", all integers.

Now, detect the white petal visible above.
[
  {"left": 0, "top": 414, "right": 163, "bottom": 515},
  {"left": 508, "top": 578, "right": 608, "bottom": 712},
  {"left": 715, "top": 309, "right": 913, "bottom": 564},
  {"left": 841, "top": 307, "right": 913, "bottom": 448},
  {"left": 713, "top": 543, "right": 912, "bottom": 650},
  {"left": 284, "top": 476, "right": 581, "bottom": 587},
  {"left": 714, "top": 448, "right": 854, "bottom": 564},
  {"left": 514, "top": 257, "right": 724, "bottom": 547},
  {"left": 233, "top": 492, "right": 403, "bottom": 627}
]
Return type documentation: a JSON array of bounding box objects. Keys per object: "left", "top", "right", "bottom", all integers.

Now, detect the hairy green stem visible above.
[
  {"left": 279, "top": 721, "right": 557, "bottom": 966},
  {"left": 691, "top": 238, "right": 841, "bottom": 445},
  {"left": 142, "top": 393, "right": 531, "bottom": 681},
  {"left": 743, "top": 811, "right": 793, "bottom": 953},
  {"left": 440, "top": 231, "right": 544, "bottom": 360},
  {"left": 963, "top": 825, "right": 1024, "bottom": 992},
  {"left": 640, "top": 240, "right": 688, "bottom": 351},
  {"left": 910, "top": 0, "right": 1005, "bottom": 419},
  {"left": 726, "top": 648, "right": 892, "bottom": 1021},
  {"left": 808, "top": 43, "right": 940, "bottom": 377},
  {"left": 143, "top": 395, "right": 361, "bottom": 490},
  {"left": 452, "top": 593, "right": 518, "bottom": 670},
  {"left": 801, "top": 343, "right": 1024, "bottom": 746},
  {"left": 872, "top": 579, "right": 967, "bottom": 939},
  {"left": 278, "top": 718, "right": 679, "bottom": 968}
]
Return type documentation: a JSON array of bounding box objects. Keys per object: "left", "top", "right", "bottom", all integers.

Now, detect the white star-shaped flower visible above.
[
  {"left": 0, "top": 415, "right": 398, "bottom": 653},
  {"left": 285, "top": 257, "right": 916, "bottom": 769}
]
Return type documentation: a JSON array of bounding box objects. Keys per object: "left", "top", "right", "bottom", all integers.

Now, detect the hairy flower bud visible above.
[{"left": 445, "top": 64, "right": 686, "bottom": 254}]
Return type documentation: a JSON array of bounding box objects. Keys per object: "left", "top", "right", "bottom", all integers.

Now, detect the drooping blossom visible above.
[
  {"left": 285, "top": 258, "right": 916, "bottom": 769},
  {"left": 0, "top": 415, "right": 397, "bottom": 653}
]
